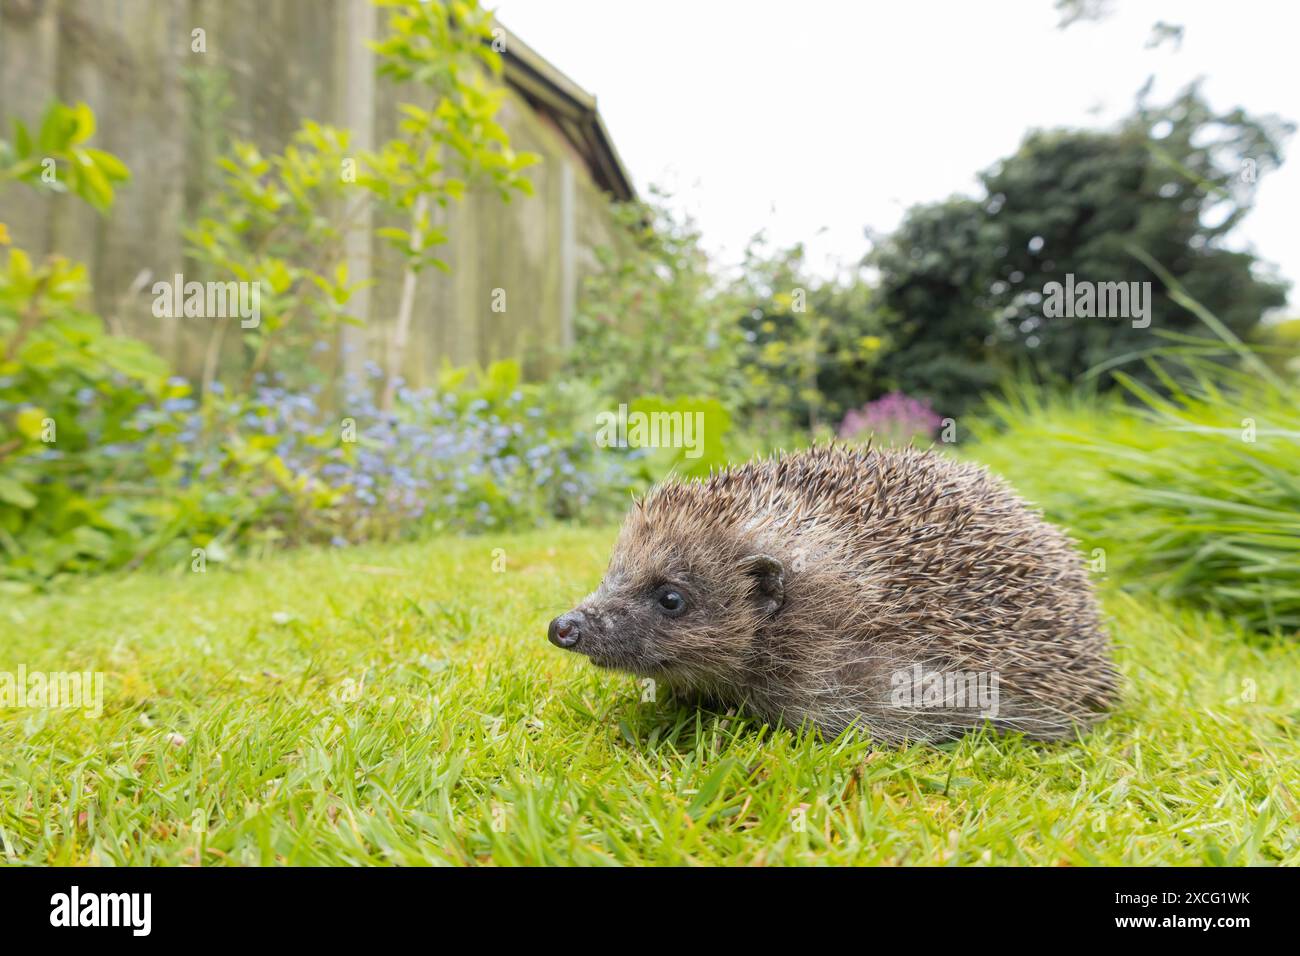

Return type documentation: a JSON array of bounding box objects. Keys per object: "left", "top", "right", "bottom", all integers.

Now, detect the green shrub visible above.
[
  {"left": 0, "top": 247, "right": 179, "bottom": 584},
  {"left": 573, "top": 194, "right": 749, "bottom": 411},
  {"left": 0, "top": 101, "right": 181, "bottom": 586},
  {"left": 187, "top": 0, "right": 537, "bottom": 394},
  {"left": 970, "top": 359, "right": 1300, "bottom": 634},
  {"left": 2, "top": 356, "right": 646, "bottom": 587},
  {"left": 0, "top": 100, "right": 129, "bottom": 211}
]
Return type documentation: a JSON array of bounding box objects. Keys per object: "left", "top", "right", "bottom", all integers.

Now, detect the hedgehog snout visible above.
[{"left": 548, "top": 610, "right": 585, "bottom": 649}]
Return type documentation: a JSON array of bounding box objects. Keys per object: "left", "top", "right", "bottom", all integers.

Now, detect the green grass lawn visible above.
[{"left": 2, "top": 525, "right": 1297, "bottom": 865}]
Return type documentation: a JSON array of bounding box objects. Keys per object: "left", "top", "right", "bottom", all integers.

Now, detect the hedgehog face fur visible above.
[
  {"left": 548, "top": 519, "right": 785, "bottom": 681},
  {"left": 548, "top": 445, "right": 1119, "bottom": 745}
]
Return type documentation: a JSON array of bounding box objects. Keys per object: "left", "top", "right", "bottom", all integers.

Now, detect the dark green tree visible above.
[
  {"left": 867, "top": 198, "right": 1005, "bottom": 418},
  {"left": 870, "top": 86, "right": 1291, "bottom": 416},
  {"left": 982, "top": 85, "right": 1289, "bottom": 380}
]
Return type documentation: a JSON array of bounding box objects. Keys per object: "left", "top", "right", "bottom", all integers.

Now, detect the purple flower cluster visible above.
[{"left": 838, "top": 391, "right": 944, "bottom": 447}]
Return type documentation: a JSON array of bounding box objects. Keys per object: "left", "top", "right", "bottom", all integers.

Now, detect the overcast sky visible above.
[{"left": 493, "top": 0, "right": 1298, "bottom": 308}]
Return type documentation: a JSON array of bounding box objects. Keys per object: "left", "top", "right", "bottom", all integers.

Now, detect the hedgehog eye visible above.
[{"left": 654, "top": 587, "right": 686, "bottom": 616}]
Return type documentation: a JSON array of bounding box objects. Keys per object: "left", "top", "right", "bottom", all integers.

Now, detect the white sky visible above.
[{"left": 493, "top": 0, "right": 1299, "bottom": 308}]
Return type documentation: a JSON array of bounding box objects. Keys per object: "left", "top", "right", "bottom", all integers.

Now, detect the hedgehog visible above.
[{"left": 547, "top": 444, "right": 1118, "bottom": 744}]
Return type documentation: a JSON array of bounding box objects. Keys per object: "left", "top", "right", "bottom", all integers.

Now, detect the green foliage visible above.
[
  {"left": 982, "top": 86, "right": 1289, "bottom": 372},
  {"left": 186, "top": 0, "right": 538, "bottom": 389},
  {"left": 970, "top": 353, "right": 1300, "bottom": 634},
  {"left": 617, "top": 395, "right": 733, "bottom": 481},
  {"left": 572, "top": 195, "right": 775, "bottom": 476},
  {"left": 372, "top": 0, "right": 537, "bottom": 206},
  {"left": 0, "top": 353, "right": 641, "bottom": 588},
  {"left": 184, "top": 121, "right": 374, "bottom": 385},
  {"left": 1255, "top": 316, "right": 1300, "bottom": 378},
  {"left": 573, "top": 194, "right": 747, "bottom": 408},
  {"left": 0, "top": 100, "right": 130, "bottom": 214},
  {"left": 0, "top": 89, "right": 581, "bottom": 589},
  {"left": 869, "top": 197, "right": 1008, "bottom": 417},
  {"left": 871, "top": 86, "right": 1291, "bottom": 417},
  {"left": 733, "top": 237, "right": 885, "bottom": 434},
  {"left": 574, "top": 198, "right": 886, "bottom": 460},
  {"left": 0, "top": 106, "right": 179, "bottom": 586}
]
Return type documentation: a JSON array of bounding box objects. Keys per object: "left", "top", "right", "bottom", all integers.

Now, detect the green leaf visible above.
[
  {"left": 14, "top": 406, "right": 48, "bottom": 440},
  {"left": 69, "top": 101, "right": 96, "bottom": 145},
  {"left": 82, "top": 147, "right": 130, "bottom": 182},
  {"left": 0, "top": 476, "right": 38, "bottom": 510}
]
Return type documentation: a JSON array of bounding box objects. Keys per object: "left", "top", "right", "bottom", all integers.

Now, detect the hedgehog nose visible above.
[{"left": 548, "top": 612, "right": 583, "bottom": 649}]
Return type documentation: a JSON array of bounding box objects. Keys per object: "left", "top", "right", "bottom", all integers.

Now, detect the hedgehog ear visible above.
[{"left": 739, "top": 554, "right": 784, "bottom": 617}]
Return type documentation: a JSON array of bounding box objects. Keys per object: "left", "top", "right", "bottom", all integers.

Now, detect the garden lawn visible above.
[{"left": 1, "top": 526, "right": 1297, "bottom": 865}]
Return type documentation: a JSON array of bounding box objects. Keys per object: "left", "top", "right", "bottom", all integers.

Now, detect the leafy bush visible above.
[
  {"left": 196, "top": 359, "right": 639, "bottom": 546},
  {"left": 869, "top": 87, "right": 1291, "bottom": 417},
  {"left": 573, "top": 194, "right": 748, "bottom": 410},
  {"left": 0, "top": 63, "right": 569, "bottom": 589},
  {"left": 0, "top": 245, "right": 176, "bottom": 584},
  {"left": 970, "top": 355, "right": 1300, "bottom": 634},
  {"left": 0, "top": 100, "right": 129, "bottom": 211},
  {"left": 1, "top": 101, "right": 180, "bottom": 586},
  {"left": 187, "top": 0, "right": 537, "bottom": 394},
  {"left": 733, "top": 239, "right": 887, "bottom": 435},
  {"left": 1, "top": 357, "right": 641, "bottom": 587}
]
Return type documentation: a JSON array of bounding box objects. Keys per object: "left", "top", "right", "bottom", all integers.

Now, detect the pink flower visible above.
[{"left": 838, "top": 392, "right": 943, "bottom": 446}]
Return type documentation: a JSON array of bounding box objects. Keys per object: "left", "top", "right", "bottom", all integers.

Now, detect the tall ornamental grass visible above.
[{"left": 969, "top": 265, "right": 1300, "bottom": 635}]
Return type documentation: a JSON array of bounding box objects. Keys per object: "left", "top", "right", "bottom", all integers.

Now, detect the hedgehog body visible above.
[{"left": 548, "top": 445, "right": 1118, "bottom": 744}]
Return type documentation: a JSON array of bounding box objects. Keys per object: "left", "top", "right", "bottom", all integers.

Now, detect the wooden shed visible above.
[{"left": 0, "top": 0, "right": 635, "bottom": 383}]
